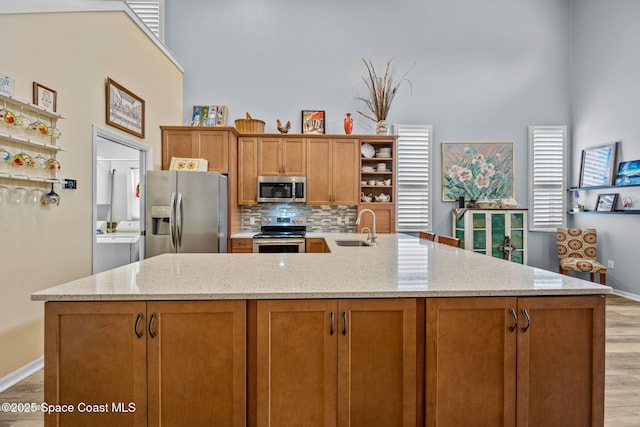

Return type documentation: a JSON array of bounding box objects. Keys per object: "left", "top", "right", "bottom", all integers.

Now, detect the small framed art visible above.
[
  {"left": 595, "top": 193, "right": 618, "bottom": 212},
  {"left": 190, "top": 105, "right": 228, "bottom": 126},
  {"left": 578, "top": 142, "right": 618, "bottom": 188},
  {"left": 33, "top": 82, "right": 57, "bottom": 112},
  {"left": 301, "top": 110, "right": 325, "bottom": 134},
  {"left": 106, "top": 78, "right": 145, "bottom": 138}
]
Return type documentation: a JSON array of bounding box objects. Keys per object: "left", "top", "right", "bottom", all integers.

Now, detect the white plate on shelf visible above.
[{"left": 361, "top": 143, "right": 375, "bottom": 158}]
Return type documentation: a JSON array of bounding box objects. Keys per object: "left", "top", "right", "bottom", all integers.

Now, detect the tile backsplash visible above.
[{"left": 241, "top": 204, "right": 357, "bottom": 232}]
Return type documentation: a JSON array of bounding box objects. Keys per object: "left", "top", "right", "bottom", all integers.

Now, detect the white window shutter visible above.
[
  {"left": 395, "top": 124, "right": 433, "bottom": 233},
  {"left": 528, "top": 125, "right": 567, "bottom": 231},
  {"left": 127, "top": 0, "right": 164, "bottom": 41}
]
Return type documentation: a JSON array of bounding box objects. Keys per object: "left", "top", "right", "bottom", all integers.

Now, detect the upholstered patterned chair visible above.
[{"left": 556, "top": 228, "right": 607, "bottom": 285}]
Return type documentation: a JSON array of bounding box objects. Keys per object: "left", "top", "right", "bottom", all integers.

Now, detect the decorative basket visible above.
[{"left": 234, "top": 112, "right": 265, "bottom": 133}]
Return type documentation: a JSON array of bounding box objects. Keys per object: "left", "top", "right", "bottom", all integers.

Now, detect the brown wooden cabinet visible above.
[
  {"left": 255, "top": 298, "right": 418, "bottom": 426},
  {"left": 45, "top": 301, "right": 246, "bottom": 427},
  {"left": 238, "top": 137, "right": 258, "bottom": 205},
  {"left": 161, "top": 127, "right": 233, "bottom": 173},
  {"left": 231, "top": 237, "right": 253, "bottom": 253},
  {"left": 306, "top": 237, "right": 330, "bottom": 253},
  {"left": 306, "top": 138, "right": 359, "bottom": 205},
  {"left": 357, "top": 203, "right": 395, "bottom": 234},
  {"left": 426, "top": 295, "right": 605, "bottom": 427},
  {"left": 258, "top": 137, "right": 305, "bottom": 176},
  {"left": 44, "top": 302, "right": 147, "bottom": 427}
]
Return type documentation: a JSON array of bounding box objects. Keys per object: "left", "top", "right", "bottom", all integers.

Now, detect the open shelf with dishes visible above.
[{"left": 358, "top": 137, "right": 396, "bottom": 233}]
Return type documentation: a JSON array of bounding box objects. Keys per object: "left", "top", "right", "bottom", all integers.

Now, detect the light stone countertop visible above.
[{"left": 31, "top": 233, "right": 611, "bottom": 302}]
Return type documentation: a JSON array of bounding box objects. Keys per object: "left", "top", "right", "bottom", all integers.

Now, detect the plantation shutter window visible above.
[
  {"left": 528, "top": 125, "right": 567, "bottom": 231},
  {"left": 395, "top": 124, "right": 433, "bottom": 233},
  {"left": 127, "top": 0, "right": 164, "bottom": 41}
]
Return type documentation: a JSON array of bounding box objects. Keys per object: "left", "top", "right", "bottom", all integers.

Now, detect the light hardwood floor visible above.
[{"left": 1, "top": 295, "right": 638, "bottom": 427}]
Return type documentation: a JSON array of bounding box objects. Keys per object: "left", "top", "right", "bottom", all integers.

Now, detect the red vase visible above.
[{"left": 344, "top": 113, "right": 353, "bottom": 134}]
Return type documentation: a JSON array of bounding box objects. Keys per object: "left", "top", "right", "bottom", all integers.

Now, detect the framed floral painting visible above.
[{"left": 442, "top": 142, "right": 514, "bottom": 202}]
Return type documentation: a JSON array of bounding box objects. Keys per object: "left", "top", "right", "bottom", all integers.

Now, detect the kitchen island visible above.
[{"left": 33, "top": 233, "right": 609, "bottom": 427}]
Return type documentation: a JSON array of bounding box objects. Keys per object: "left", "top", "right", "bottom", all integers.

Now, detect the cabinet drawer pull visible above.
[
  {"left": 329, "top": 312, "right": 335, "bottom": 336},
  {"left": 148, "top": 313, "right": 157, "bottom": 338},
  {"left": 342, "top": 311, "right": 347, "bottom": 335},
  {"left": 521, "top": 308, "right": 531, "bottom": 333},
  {"left": 134, "top": 313, "right": 143, "bottom": 339},
  {"left": 508, "top": 308, "right": 518, "bottom": 332}
]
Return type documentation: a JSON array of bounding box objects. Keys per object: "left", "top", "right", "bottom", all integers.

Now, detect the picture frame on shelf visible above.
[
  {"left": 32, "top": 82, "right": 57, "bottom": 112},
  {"left": 190, "top": 105, "right": 228, "bottom": 126},
  {"left": 1, "top": 74, "right": 15, "bottom": 97},
  {"left": 614, "top": 159, "right": 640, "bottom": 186},
  {"left": 106, "top": 78, "right": 145, "bottom": 138},
  {"left": 578, "top": 142, "right": 618, "bottom": 188},
  {"left": 301, "top": 110, "right": 325, "bottom": 134},
  {"left": 595, "top": 193, "right": 618, "bottom": 212},
  {"left": 441, "top": 141, "right": 514, "bottom": 202}
]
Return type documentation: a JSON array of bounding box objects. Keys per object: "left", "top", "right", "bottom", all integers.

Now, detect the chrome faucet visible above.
[
  {"left": 356, "top": 209, "right": 377, "bottom": 244},
  {"left": 361, "top": 226, "right": 372, "bottom": 242}
]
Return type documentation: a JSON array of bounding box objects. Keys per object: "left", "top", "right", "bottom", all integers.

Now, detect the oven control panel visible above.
[{"left": 261, "top": 216, "right": 307, "bottom": 226}]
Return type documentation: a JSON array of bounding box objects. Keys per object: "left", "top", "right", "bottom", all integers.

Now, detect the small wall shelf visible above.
[
  {"left": 568, "top": 183, "right": 640, "bottom": 191},
  {"left": 0, "top": 131, "right": 63, "bottom": 152},
  {"left": 568, "top": 210, "right": 640, "bottom": 215},
  {"left": 0, "top": 93, "right": 66, "bottom": 120}
]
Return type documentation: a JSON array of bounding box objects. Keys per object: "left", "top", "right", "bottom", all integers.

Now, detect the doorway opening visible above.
[{"left": 92, "top": 125, "right": 151, "bottom": 274}]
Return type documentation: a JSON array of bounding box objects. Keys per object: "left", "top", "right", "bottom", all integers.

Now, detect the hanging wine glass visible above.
[
  {"left": 32, "top": 149, "right": 48, "bottom": 169},
  {"left": 31, "top": 115, "right": 49, "bottom": 137},
  {"left": 0, "top": 179, "right": 9, "bottom": 205},
  {"left": 0, "top": 100, "right": 16, "bottom": 125},
  {"left": 14, "top": 106, "right": 31, "bottom": 130}
]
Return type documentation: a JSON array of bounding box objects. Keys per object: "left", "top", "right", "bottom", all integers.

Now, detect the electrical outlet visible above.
[
  {"left": 250, "top": 217, "right": 256, "bottom": 225},
  {"left": 608, "top": 260, "right": 614, "bottom": 269},
  {"left": 337, "top": 217, "right": 343, "bottom": 225},
  {"left": 344, "top": 217, "right": 349, "bottom": 225}
]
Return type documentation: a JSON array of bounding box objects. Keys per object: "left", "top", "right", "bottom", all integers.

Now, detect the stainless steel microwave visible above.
[{"left": 257, "top": 176, "right": 306, "bottom": 203}]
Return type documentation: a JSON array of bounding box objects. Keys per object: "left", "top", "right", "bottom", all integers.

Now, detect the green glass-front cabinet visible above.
[{"left": 452, "top": 209, "right": 528, "bottom": 264}]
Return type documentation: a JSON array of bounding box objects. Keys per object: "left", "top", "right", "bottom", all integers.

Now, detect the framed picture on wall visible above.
[
  {"left": 106, "top": 78, "right": 145, "bottom": 138},
  {"left": 441, "top": 141, "right": 514, "bottom": 201},
  {"left": 33, "top": 82, "right": 57, "bottom": 112},
  {"left": 595, "top": 193, "right": 618, "bottom": 212},
  {"left": 301, "top": 110, "right": 325, "bottom": 134},
  {"left": 578, "top": 142, "right": 618, "bottom": 188}
]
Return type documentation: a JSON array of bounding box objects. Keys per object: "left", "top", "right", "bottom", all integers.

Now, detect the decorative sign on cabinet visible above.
[{"left": 453, "top": 209, "right": 528, "bottom": 264}]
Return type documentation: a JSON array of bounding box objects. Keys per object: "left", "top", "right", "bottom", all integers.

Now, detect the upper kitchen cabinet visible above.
[
  {"left": 161, "top": 126, "right": 238, "bottom": 173},
  {"left": 238, "top": 137, "right": 258, "bottom": 205},
  {"left": 306, "top": 138, "right": 359, "bottom": 205},
  {"left": 258, "top": 137, "right": 305, "bottom": 176}
]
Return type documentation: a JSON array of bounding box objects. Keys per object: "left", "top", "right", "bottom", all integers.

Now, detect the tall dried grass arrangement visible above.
[{"left": 356, "top": 58, "right": 413, "bottom": 122}]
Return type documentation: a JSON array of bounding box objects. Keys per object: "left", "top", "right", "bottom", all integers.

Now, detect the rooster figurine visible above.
[{"left": 276, "top": 119, "right": 291, "bottom": 134}]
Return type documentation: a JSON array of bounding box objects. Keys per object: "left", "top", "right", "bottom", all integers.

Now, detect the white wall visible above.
[
  {"left": 0, "top": 9, "right": 182, "bottom": 377},
  {"left": 165, "top": 0, "right": 572, "bottom": 270},
  {"left": 571, "top": 0, "right": 640, "bottom": 296}
]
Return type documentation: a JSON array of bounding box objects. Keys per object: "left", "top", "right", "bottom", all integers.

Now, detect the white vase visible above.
[{"left": 375, "top": 120, "right": 388, "bottom": 135}]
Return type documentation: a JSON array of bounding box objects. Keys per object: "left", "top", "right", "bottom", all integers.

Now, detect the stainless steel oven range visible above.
[{"left": 252, "top": 216, "right": 307, "bottom": 253}]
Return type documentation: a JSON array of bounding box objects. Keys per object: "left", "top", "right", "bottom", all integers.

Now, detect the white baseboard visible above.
[
  {"left": 0, "top": 357, "right": 44, "bottom": 393},
  {"left": 612, "top": 289, "right": 640, "bottom": 302}
]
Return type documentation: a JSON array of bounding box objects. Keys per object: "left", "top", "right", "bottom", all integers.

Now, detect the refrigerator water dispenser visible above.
[{"left": 151, "top": 205, "right": 171, "bottom": 235}]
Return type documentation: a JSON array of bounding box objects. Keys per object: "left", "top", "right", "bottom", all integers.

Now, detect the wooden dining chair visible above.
[
  {"left": 419, "top": 231, "right": 436, "bottom": 241},
  {"left": 437, "top": 235, "right": 461, "bottom": 248}
]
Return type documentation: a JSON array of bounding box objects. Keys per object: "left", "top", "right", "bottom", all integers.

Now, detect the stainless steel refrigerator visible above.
[{"left": 145, "top": 171, "right": 228, "bottom": 258}]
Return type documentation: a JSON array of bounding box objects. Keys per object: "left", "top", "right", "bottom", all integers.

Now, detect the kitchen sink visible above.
[{"left": 335, "top": 240, "right": 372, "bottom": 247}]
